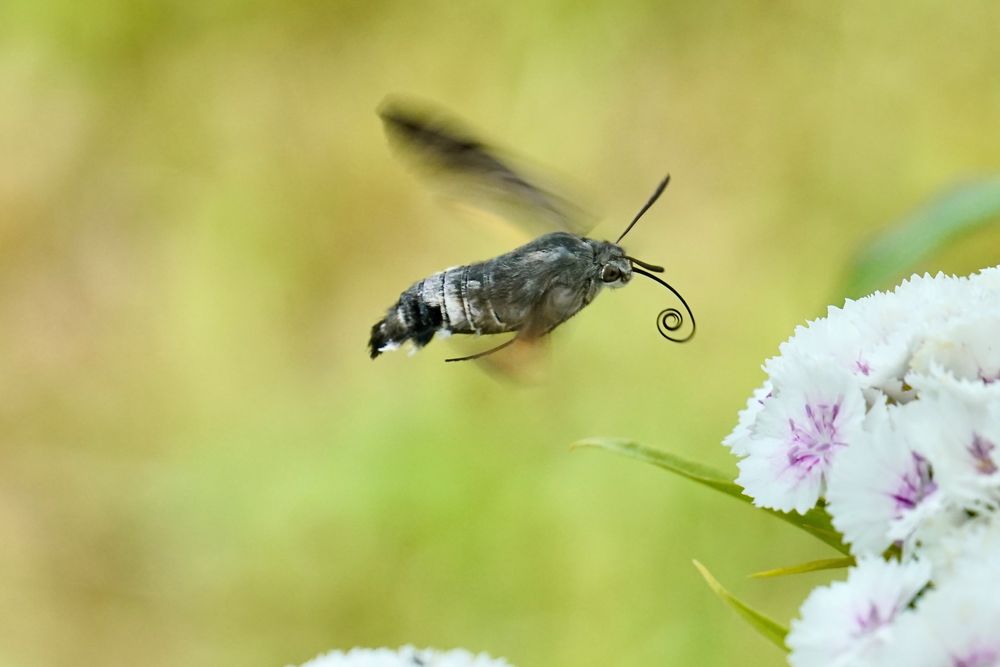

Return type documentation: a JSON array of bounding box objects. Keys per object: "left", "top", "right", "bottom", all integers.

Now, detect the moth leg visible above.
[{"left": 444, "top": 337, "right": 517, "bottom": 362}]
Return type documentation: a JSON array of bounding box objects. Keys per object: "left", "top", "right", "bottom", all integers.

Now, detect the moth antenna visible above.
[
  {"left": 626, "top": 256, "right": 665, "bottom": 273},
  {"left": 616, "top": 174, "right": 670, "bottom": 244},
  {"left": 631, "top": 266, "right": 696, "bottom": 343}
]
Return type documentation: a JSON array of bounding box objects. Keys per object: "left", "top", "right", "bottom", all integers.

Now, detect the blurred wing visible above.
[
  {"left": 444, "top": 281, "right": 584, "bottom": 381},
  {"left": 472, "top": 335, "right": 548, "bottom": 383},
  {"left": 379, "top": 97, "right": 596, "bottom": 236},
  {"left": 446, "top": 333, "right": 550, "bottom": 383}
]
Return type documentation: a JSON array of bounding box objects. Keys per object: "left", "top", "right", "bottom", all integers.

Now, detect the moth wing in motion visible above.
[
  {"left": 378, "top": 96, "right": 596, "bottom": 237},
  {"left": 464, "top": 336, "right": 550, "bottom": 383},
  {"left": 444, "top": 289, "right": 577, "bottom": 383}
]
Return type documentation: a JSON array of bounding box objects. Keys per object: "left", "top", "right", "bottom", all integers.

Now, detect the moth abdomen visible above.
[
  {"left": 444, "top": 263, "right": 510, "bottom": 336},
  {"left": 369, "top": 261, "right": 515, "bottom": 359}
]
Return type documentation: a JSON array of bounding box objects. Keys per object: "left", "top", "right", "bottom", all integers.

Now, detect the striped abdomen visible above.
[{"left": 368, "top": 261, "right": 513, "bottom": 358}]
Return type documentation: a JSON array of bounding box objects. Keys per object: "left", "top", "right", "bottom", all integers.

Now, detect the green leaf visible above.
[
  {"left": 573, "top": 438, "right": 851, "bottom": 554},
  {"left": 751, "top": 556, "right": 854, "bottom": 579},
  {"left": 842, "top": 177, "right": 1000, "bottom": 298},
  {"left": 573, "top": 437, "right": 743, "bottom": 497},
  {"left": 692, "top": 560, "right": 789, "bottom": 651}
]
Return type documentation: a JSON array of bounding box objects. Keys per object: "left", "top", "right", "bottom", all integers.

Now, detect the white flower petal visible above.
[
  {"left": 787, "top": 557, "right": 931, "bottom": 667},
  {"left": 910, "top": 314, "right": 1000, "bottom": 385},
  {"left": 723, "top": 380, "right": 772, "bottom": 456}
]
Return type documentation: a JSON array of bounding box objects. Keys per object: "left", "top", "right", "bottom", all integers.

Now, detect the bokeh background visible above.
[{"left": 2, "top": 2, "right": 999, "bottom": 666}]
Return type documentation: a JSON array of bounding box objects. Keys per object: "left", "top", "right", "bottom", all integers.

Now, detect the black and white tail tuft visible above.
[{"left": 368, "top": 285, "right": 445, "bottom": 359}]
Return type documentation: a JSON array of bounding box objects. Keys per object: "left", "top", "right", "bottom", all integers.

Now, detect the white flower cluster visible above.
[
  {"left": 724, "top": 267, "right": 1000, "bottom": 666},
  {"left": 786, "top": 527, "right": 1000, "bottom": 667},
  {"left": 291, "top": 646, "right": 513, "bottom": 667}
]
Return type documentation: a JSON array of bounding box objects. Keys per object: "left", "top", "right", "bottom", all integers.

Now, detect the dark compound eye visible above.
[{"left": 601, "top": 265, "right": 621, "bottom": 283}]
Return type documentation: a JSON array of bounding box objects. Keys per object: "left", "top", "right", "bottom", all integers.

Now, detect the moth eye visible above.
[{"left": 601, "top": 265, "right": 621, "bottom": 283}]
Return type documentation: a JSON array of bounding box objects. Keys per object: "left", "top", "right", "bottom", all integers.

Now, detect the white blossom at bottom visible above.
[
  {"left": 874, "top": 525, "right": 1000, "bottom": 667},
  {"left": 292, "top": 646, "right": 513, "bottom": 667},
  {"left": 787, "top": 557, "right": 931, "bottom": 667}
]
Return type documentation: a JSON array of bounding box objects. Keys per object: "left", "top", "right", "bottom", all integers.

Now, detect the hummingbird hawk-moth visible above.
[{"left": 368, "top": 99, "right": 695, "bottom": 362}]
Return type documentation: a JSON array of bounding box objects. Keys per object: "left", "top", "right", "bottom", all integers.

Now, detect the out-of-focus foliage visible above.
[
  {"left": 1, "top": 2, "right": 997, "bottom": 666},
  {"left": 842, "top": 177, "right": 1000, "bottom": 298}
]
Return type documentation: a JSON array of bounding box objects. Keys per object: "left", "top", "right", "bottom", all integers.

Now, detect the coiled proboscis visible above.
[{"left": 631, "top": 267, "right": 696, "bottom": 343}]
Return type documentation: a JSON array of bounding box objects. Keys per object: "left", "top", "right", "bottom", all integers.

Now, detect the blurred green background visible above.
[{"left": 1, "top": 2, "right": 998, "bottom": 666}]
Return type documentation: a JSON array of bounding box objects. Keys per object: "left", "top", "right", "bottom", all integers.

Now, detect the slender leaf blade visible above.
[
  {"left": 751, "top": 557, "right": 854, "bottom": 579},
  {"left": 574, "top": 438, "right": 850, "bottom": 554},
  {"left": 573, "top": 437, "right": 742, "bottom": 497},
  {"left": 692, "top": 560, "right": 789, "bottom": 651}
]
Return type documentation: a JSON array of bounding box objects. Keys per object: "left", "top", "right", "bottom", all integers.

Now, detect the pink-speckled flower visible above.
[
  {"left": 832, "top": 381, "right": 1000, "bottom": 561},
  {"left": 787, "top": 557, "right": 931, "bottom": 667},
  {"left": 875, "top": 524, "right": 1000, "bottom": 667},
  {"left": 735, "top": 361, "right": 867, "bottom": 513},
  {"left": 827, "top": 398, "right": 946, "bottom": 556},
  {"left": 904, "top": 384, "right": 1000, "bottom": 511}
]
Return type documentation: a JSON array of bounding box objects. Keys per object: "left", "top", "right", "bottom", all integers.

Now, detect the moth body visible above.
[{"left": 368, "top": 232, "right": 632, "bottom": 358}]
